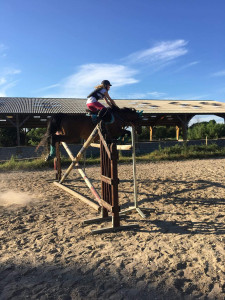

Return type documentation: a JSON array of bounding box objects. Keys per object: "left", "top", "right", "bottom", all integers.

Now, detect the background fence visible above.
[{"left": 1, "top": 138, "right": 225, "bottom": 161}]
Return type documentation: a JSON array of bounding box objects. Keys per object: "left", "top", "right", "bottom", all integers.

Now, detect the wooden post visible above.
[
  {"left": 110, "top": 143, "right": 120, "bottom": 227},
  {"left": 182, "top": 124, "right": 188, "bottom": 141},
  {"left": 182, "top": 115, "right": 188, "bottom": 141},
  {"left": 16, "top": 114, "right": 20, "bottom": 146},
  {"left": 150, "top": 126, "right": 153, "bottom": 141},
  {"left": 55, "top": 142, "right": 61, "bottom": 181},
  {"left": 176, "top": 126, "right": 180, "bottom": 141}
]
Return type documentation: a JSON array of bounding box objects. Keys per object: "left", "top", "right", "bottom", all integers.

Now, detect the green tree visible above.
[
  {"left": 188, "top": 121, "right": 225, "bottom": 140},
  {"left": 26, "top": 128, "right": 46, "bottom": 146},
  {"left": 139, "top": 126, "right": 177, "bottom": 141},
  {"left": 0, "top": 128, "right": 17, "bottom": 146}
]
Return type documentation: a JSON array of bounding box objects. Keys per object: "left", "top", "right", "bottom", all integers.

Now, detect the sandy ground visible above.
[{"left": 0, "top": 158, "right": 225, "bottom": 300}]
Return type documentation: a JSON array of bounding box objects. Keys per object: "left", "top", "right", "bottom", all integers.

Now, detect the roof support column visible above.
[
  {"left": 16, "top": 114, "right": 20, "bottom": 146},
  {"left": 149, "top": 126, "right": 153, "bottom": 141},
  {"left": 176, "top": 114, "right": 189, "bottom": 141},
  {"left": 176, "top": 126, "right": 179, "bottom": 141},
  {"left": 5, "top": 115, "right": 30, "bottom": 146},
  {"left": 182, "top": 115, "right": 188, "bottom": 141}
]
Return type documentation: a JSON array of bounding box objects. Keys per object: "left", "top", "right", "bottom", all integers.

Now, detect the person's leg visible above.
[{"left": 87, "top": 102, "right": 105, "bottom": 112}]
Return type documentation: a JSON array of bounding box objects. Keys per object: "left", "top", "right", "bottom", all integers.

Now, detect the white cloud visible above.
[
  {"left": 189, "top": 115, "right": 224, "bottom": 126},
  {"left": 211, "top": 70, "right": 225, "bottom": 77},
  {"left": 0, "top": 43, "right": 21, "bottom": 96},
  {"left": 44, "top": 63, "right": 139, "bottom": 98},
  {"left": 0, "top": 44, "right": 7, "bottom": 51},
  {"left": 41, "top": 40, "right": 191, "bottom": 98},
  {"left": 126, "top": 91, "right": 166, "bottom": 99},
  {"left": 0, "top": 68, "right": 21, "bottom": 96},
  {"left": 0, "top": 43, "right": 7, "bottom": 57},
  {"left": 0, "top": 80, "right": 19, "bottom": 97},
  {"left": 125, "top": 40, "right": 188, "bottom": 65},
  {"left": 35, "top": 84, "right": 60, "bottom": 93},
  {"left": 0, "top": 77, "right": 7, "bottom": 86},
  {"left": 174, "top": 61, "right": 199, "bottom": 73},
  {"left": 4, "top": 68, "right": 21, "bottom": 75},
  {"left": 165, "top": 94, "right": 209, "bottom": 101}
]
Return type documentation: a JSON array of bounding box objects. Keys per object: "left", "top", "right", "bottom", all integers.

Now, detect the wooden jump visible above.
[
  {"left": 53, "top": 122, "right": 139, "bottom": 233},
  {"left": 53, "top": 125, "right": 101, "bottom": 211},
  {"left": 83, "top": 126, "right": 138, "bottom": 233}
]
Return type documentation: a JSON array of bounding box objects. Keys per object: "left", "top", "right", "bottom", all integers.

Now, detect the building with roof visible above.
[{"left": 0, "top": 97, "right": 225, "bottom": 145}]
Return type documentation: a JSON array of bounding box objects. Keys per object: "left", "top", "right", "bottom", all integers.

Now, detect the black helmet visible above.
[{"left": 101, "top": 80, "right": 112, "bottom": 87}]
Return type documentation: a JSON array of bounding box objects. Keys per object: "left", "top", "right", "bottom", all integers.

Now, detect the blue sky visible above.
[{"left": 0, "top": 0, "right": 225, "bottom": 110}]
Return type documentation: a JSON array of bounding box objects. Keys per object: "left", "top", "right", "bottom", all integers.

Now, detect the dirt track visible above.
[{"left": 0, "top": 159, "right": 225, "bottom": 299}]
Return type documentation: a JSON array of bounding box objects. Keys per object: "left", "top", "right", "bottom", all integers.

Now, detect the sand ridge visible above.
[{"left": 0, "top": 158, "right": 224, "bottom": 299}]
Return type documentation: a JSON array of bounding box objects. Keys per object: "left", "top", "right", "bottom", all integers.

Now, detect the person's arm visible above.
[{"left": 104, "top": 91, "right": 118, "bottom": 107}]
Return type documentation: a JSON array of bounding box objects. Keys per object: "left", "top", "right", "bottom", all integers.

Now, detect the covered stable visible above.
[{"left": 0, "top": 97, "right": 225, "bottom": 146}]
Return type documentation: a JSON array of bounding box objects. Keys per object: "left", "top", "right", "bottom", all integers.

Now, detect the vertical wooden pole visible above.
[
  {"left": 150, "top": 126, "right": 153, "bottom": 141},
  {"left": 110, "top": 143, "right": 120, "bottom": 228},
  {"left": 182, "top": 115, "right": 188, "bottom": 141},
  {"left": 176, "top": 126, "right": 180, "bottom": 141},
  {"left": 16, "top": 114, "right": 20, "bottom": 146},
  {"left": 55, "top": 142, "right": 61, "bottom": 181},
  {"left": 100, "top": 139, "right": 108, "bottom": 218}
]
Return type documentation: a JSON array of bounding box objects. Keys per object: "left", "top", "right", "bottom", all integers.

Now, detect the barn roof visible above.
[
  {"left": 1, "top": 97, "right": 225, "bottom": 114},
  {"left": 0, "top": 97, "right": 85, "bottom": 114},
  {"left": 0, "top": 97, "right": 225, "bottom": 128}
]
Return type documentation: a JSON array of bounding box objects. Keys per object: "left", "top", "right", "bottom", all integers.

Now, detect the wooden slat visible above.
[
  {"left": 100, "top": 175, "right": 112, "bottom": 185},
  {"left": 98, "top": 127, "right": 111, "bottom": 158},
  {"left": 54, "top": 182, "right": 99, "bottom": 211},
  {"left": 98, "top": 198, "right": 113, "bottom": 212},
  {"left": 91, "top": 143, "right": 132, "bottom": 150}
]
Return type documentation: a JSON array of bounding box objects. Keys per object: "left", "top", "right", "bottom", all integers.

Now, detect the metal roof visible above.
[
  {"left": 1, "top": 97, "right": 225, "bottom": 114},
  {"left": 0, "top": 97, "right": 86, "bottom": 114},
  {"left": 115, "top": 99, "right": 225, "bottom": 114},
  {"left": 0, "top": 97, "right": 225, "bottom": 128}
]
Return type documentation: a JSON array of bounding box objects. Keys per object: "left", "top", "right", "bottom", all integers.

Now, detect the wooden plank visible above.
[
  {"left": 59, "top": 125, "right": 99, "bottom": 183},
  {"left": 100, "top": 175, "right": 119, "bottom": 185},
  {"left": 53, "top": 181, "right": 99, "bottom": 211},
  {"left": 100, "top": 175, "right": 112, "bottom": 185},
  {"left": 97, "top": 127, "right": 111, "bottom": 158},
  {"left": 98, "top": 198, "right": 113, "bottom": 212},
  {"left": 91, "top": 143, "right": 132, "bottom": 151},
  {"left": 62, "top": 142, "right": 75, "bottom": 160}
]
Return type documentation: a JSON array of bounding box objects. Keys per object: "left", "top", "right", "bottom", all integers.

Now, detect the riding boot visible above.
[
  {"left": 45, "top": 145, "right": 56, "bottom": 161},
  {"left": 51, "top": 134, "right": 56, "bottom": 146}
]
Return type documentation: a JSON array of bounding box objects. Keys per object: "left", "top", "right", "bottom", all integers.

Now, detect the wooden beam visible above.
[
  {"left": 149, "top": 126, "right": 153, "bottom": 141},
  {"left": 54, "top": 182, "right": 99, "bottom": 211},
  {"left": 16, "top": 114, "right": 20, "bottom": 146},
  {"left": 91, "top": 143, "right": 132, "bottom": 150},
  {"left": 176, "top": 126, "right": 180, "bottom": 141}
]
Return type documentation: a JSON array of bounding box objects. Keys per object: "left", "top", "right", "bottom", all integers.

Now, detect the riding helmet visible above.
[{"left": 101, "top": 80, "right": 112, "bottom": 87}]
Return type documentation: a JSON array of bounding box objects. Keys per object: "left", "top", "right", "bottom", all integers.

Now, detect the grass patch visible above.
[
  {"left": 134, "top": 143, "right": 225, "bottom": 162},
  {"left": 0, "top": 155, "right": 101, "bottom": 171},
  {"left": 1, "top": 144, "right": 225, "bottom": 171}
]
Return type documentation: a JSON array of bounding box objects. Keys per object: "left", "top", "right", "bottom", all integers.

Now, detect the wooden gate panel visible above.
[{"left": 100, "top": 137, "right": 120, "bottom": 228}]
